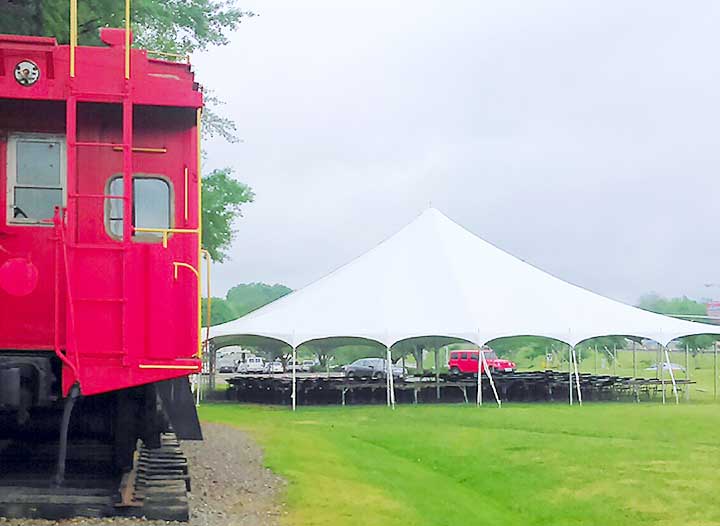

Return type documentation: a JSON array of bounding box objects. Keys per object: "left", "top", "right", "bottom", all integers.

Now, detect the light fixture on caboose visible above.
[{"left": 14, "top": 60, "right": 40, "bottom": 86}]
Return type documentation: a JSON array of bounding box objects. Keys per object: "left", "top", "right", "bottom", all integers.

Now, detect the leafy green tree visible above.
[
  {"left": 637, "top": 293, "right": 719, "bottom": 350},
  {"left": 201, "top": 297, "right": 237, "bottom": 326},
  {"left": 225, "top": 283, "right": 292, "bottom": 318},
  {"left": 202, "top": 168, "right": 254, "bottom": 262},
  {"left": 0, "top": 0, "right": 253, "bottom": 53},
  {"left": 202, "top": 282, "right": 292, "bottom": 326},
  {"left": 638, "top": 294, "right": 707, "bottom": 317}
]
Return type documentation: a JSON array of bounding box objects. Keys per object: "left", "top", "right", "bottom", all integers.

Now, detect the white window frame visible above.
[{"left": 6, "top": 133, "right": 67, "bottom": 226}]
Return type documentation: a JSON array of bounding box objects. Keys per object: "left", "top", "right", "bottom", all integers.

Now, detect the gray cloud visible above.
[{"left": 194, "top": 0, "right": 720, "bottom": 305}]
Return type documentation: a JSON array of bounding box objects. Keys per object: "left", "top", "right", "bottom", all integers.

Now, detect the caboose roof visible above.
[{"left": 0, "top": 30, "right": 202, "bottom": 108}]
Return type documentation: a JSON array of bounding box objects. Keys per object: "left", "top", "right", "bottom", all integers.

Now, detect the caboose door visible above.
[{"left": 67, "top": 102, "right": 199, "bottom": 394}]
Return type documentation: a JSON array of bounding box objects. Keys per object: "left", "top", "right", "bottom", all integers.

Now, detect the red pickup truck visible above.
[{"left": 448, "top": 349, "right": 516, "bottom": 375}]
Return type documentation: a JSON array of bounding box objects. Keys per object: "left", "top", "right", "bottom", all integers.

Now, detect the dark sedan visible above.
[{"left": 345, "top": 358, "right": 405, "bottom": 380}]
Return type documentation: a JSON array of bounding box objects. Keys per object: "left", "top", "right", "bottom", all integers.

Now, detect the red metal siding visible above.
[{"left": 0, "top": 34, "right": 202, "bottom": 397}]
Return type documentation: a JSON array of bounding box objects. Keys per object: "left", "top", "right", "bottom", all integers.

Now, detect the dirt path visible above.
[{"left": 0, "top": 422, "right": 285, "bottom": 526}]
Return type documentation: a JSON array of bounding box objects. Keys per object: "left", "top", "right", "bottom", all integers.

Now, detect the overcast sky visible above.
[{"left": 194, "top": 0, "right": 720, "bottom": 305}]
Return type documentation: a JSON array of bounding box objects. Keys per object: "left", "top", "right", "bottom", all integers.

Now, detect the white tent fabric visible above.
[{"left": 210, "top": 208, "right": 720, "bottom": 349}]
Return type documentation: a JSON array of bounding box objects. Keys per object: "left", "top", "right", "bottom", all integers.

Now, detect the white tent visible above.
[{"left": 210, "top": 208, "right": 720, "bottom": 407}]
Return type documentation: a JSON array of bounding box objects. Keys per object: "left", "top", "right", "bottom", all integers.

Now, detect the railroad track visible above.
[{"left": 0, "top": 433, "right": 191, "bottom": 521}]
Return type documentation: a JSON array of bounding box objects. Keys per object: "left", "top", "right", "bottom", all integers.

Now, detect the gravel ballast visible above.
[{"left": 0, "top": 422, "right": 285, "bottom": 526}]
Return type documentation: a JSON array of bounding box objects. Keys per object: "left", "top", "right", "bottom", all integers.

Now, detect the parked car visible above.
[
  {"left": 218, "top": 362, "right": 236, "bottom": 374},
  {"left": 236, "top": 356, "right": 265, "bottom": 374},
  {"left": 301, "top": 360, "right": 317, "bottom": 372},
  {"left": 448, "top": 349, "right": 516, "bottom": 375},
  {"left": 345, "top": 358, "right": 405, "bottom": 380},
  {"left": 263, "top": 360, "right": 284, "bottom": 374},
  {"left": 646, "top": 362, "right": 685, "bottom": 372},
  {"left": 287, "top": 359, "right": 302, "bottom": 372}
]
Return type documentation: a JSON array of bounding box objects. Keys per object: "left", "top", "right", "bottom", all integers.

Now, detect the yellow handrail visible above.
[
  {"left": 197, "top": 108, "right": 203, "bottom": 359},
  {"left": 133, "top": 227, "right": 199, "bottom": 248},
  {"left": 173, "top": 261, "right": 199, "bottom": 280},
  {"left": 69, "top": 0, "right": 77, "bottom": 77},
  {"left": 201, "top": 249, "right": 212, "bottom": 358},
  {"left": 69, "top": 0, "right": 130, "bottom": 79},
  {"left": 184, "top": 167, "right": 189, "bottom": 221}
]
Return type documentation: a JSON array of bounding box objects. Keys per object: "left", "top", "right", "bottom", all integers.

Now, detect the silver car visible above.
[{"left": 345, "top": 358, "right": 405, "bottom": 380}]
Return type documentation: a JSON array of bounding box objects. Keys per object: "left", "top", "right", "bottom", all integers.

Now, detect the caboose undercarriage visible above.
[{"left": 0, "top": 351, "right": 201, "bottom": 520}]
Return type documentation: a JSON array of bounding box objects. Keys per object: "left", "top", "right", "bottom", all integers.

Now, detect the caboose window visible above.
[
  {"left": 106, "top": 176, "right": 172, "bottom": 239},
  {"left": 6, "top": 134, "right": 66, "bottom": 224}
]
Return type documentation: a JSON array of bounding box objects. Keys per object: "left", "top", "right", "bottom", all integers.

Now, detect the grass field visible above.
[{"left": 199, "top": 403, "right": 720, "bottom": 526}]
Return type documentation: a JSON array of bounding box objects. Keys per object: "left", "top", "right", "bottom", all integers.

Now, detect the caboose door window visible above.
[
  {"left": 6, "top": 133, "right": 66, "bottom": 224},
  {"left": 106, "top": 175, "right": 172, "bottom": 240}
]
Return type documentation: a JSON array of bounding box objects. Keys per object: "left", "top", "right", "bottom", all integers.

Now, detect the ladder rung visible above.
[
  {"left": 75, "top": 298, "right": 126, "bottom": 303},
  {"left": 74, "top": 141, "right": 123, "bottom": 148},
  {"left": 112, "top": 146, "right": 167, "bottom": 154},
  {"left": 69, "top": 243, "right": 125, "bottom": 251},
  {"left": 69, "top": 193, "right": 125, "bottom": 200}
]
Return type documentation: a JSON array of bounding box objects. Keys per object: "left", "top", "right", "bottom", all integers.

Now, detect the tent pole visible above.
[
  {"left": 663, "top": 345, "right": 679, "bottom": 404},
  {"left": 594, "top": 344, "right": 598, "bottom": 374},
  {"left": 613, "top": 344, "right": 617, "bottom": 376},
  {"left": 481, "top": 350, "right": 501, "bottom": 408},
  {"left": 386, "top": 346, "right": 395, "bottom": 409},
  {"left": 571, "top": 346, "right": 582, "bottom": 405},
  {"left": 477, "top": 349, "right": 482, "bottom": 406},
  {"left": 714, "top": 343, "right": 718, "bottom": 401},
  {"left": 434, "top": 348, "right": 440, "bottom": 400},
  {"left": 685, "top": 344, "right": 690, "bottom": 402},
  {"left": 569, "top": 347, "right": 573, "bottom": 406},
  {"left": 291, "top": 346, "right": 297, "bottom": 411},
  {"left": 385, "top": 347, "right": 390, "bottom": 407},
  {"left": 632, "top": 340, "right": 637, "bottom": 378}
]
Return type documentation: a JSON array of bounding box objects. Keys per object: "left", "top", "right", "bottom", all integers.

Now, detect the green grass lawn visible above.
[{"left": 199, "top": 403, "right": 720, "bottom": 526}]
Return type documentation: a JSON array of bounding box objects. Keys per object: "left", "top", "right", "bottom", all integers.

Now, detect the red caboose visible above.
[{"left": 0, "top": 27, "right": 204, "bottom": 480}]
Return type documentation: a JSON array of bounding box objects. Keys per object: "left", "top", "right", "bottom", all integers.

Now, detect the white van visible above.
[{"left": 236, "top": 356, "right": 265, "bottom": 374}]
